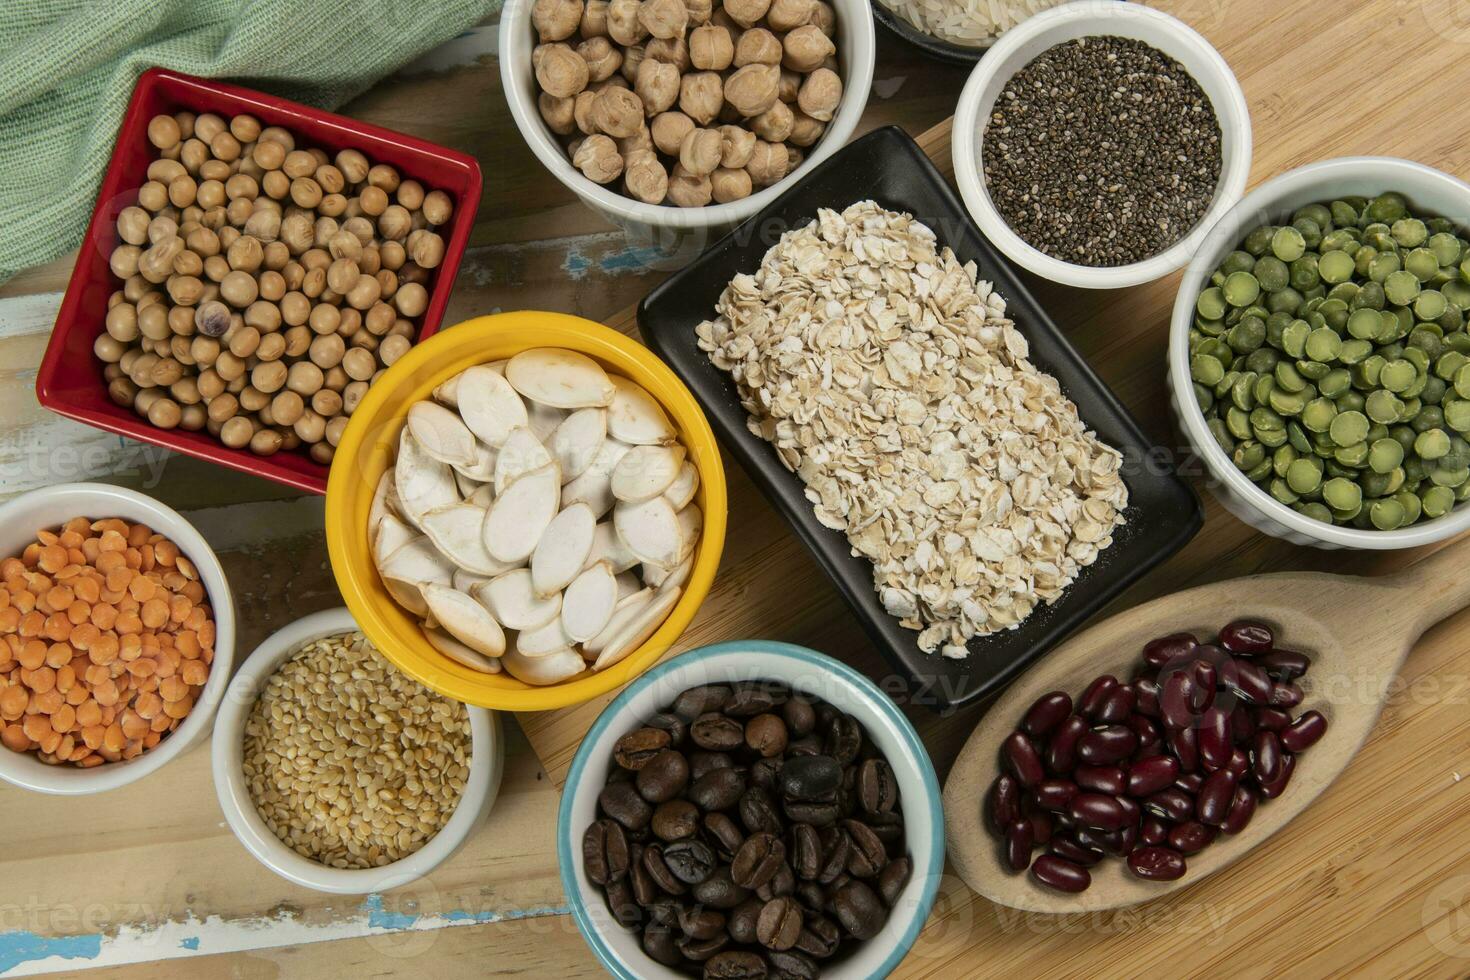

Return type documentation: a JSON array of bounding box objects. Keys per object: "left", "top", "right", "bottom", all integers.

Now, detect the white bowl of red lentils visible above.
[{"left": 0, "top": 483, "right": 235, "bottom": 795}]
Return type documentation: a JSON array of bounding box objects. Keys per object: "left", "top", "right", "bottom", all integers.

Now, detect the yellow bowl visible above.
[{"left": 325, "top": 312, "right": 728, "bottom": 711}]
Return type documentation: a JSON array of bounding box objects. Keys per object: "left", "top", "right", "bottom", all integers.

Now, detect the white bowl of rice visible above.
[{"left": 871, "top": 0, "right": 1079, "bottom": 60}]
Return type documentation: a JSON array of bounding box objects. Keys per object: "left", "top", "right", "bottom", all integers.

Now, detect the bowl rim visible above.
[
  {"left": 556, "top": 639, "right": 945, "bottom": 980},
  {"left": 0, "top": 482, "right": 236, "bottom": 795},
  {"left": 950, "top": 0, "right": 1253, "bottom": 289},
  {"left": 210, "top": 606, "right": 502, "bottom": 894},
  {"left": 868, "top": 0, "right": 990, "bottom": 65},
  {"left": 1169, "top": 155, "right": 1470, "bottom": 549},
  {"left": 324, "top": 311, "right": 729, "bottom": 711},
  {"left": 497, "top": 0, "right": 877, "bottom": 230}
]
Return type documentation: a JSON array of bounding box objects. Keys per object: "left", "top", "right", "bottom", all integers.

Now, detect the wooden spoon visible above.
[{"left": 943, "top": 536, "right": 1470, "bottom": 912}]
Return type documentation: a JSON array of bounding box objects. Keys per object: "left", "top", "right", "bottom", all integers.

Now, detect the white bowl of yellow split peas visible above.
[{"left": 0, "top": 483, "right": 236, "bottom": 795}]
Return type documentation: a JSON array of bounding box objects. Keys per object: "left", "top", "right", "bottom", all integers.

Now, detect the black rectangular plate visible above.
[{"left": 637, "top": 126, "right": 1202, "bottom": 710}]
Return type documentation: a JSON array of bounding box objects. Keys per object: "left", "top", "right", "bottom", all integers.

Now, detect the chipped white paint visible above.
[{"left": 0, "top": 292, "right": 61, "bottom": 341}]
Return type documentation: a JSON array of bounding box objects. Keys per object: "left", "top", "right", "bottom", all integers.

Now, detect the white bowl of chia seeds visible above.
[{"left": 951, "top": 1, "right": 1252, "bottom": 289}]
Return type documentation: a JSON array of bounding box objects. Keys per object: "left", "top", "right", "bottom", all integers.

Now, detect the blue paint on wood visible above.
[
  {"left": 179, "top": 937, "right": 200, "bottom": 951},
  {"left": 0, "top": 930, "right": 103, "bottom": 973},
  {"left": 360, "top": 894, "right": 570, "bottom": 930}
]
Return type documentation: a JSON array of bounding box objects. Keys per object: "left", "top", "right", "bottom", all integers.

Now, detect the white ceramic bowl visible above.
[
  {"left": 558, "top": 641, "right": 944, "bottom": 980},
  {"left": 0, "top": 483, "right": 236, "bottom": 795},
  {"left": 1170, "top": 156, "right": 1470, "bottom": 550},
  {"left": 211, "top": 607, "right": 503, "bottom": 894},
  {"left": 951, "top": 1, "right": 1252, "bottom": 289},
  {"left": 499, "top": 0, "right": 875, "bottom": 243}
]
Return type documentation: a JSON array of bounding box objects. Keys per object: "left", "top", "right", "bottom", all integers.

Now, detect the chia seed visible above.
[{"left": 982, "top": 35, "right": 1223, "bottom": 268}]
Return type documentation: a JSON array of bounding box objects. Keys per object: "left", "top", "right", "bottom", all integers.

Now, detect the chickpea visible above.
[
  {"left": 573, "top": 134, "right": 624, "bottom": 184},
  {"left": 710, "top": 167, "right": 753, "bottom": 203},
  {"left": 667, "top": 163, "right": 713, "bottom": 208},
  {"left": 725, "top": 64, "right": 780, "bottom": 117},
  {"left": 619, "top": 43, "right": 646, "bottom": 83},
  {"left": 679, "top": 72, "right": 724, "bottom": 126},
  {"left": 723, "top": 0, "right": 771, "bottom": 27},
  {"left": 810, "top": 1, "right": 835, "bottom": 33},
  {"left": 645, "top": 36, "right": 691, "bottom": 72},
  {"left": 577, "top": 36, "right": 623, "bottom": 82},
  {"left": 679, "top": 127, "right": 723, "bottom": 177},
  {"left": 589, "top": 87, "right": 645, "bottom": 138},
  {"left": 421, "top": 191, "right": 453, "bottom": 225},
  {"left": 582, "top": 0, "right": 609, "bottom": 35},
  {"left": 624, "top": 154, "right": 669, "bottom": 204},
  {"left": 788, "top": 111, "right": 825, "bottom": 148},
  {"left": 797, "top": 67, "right": 842, "bottom": 122},
  {"left": 539, "top": 92, "right": 577, "bottom": 135},
  {"left": 649, "top": 111, "right": 694, "bottom": 156},
  {"left": 690, "top": 24, "right": 734, "bottom": 71},
  {"left": 573, "top": 90, "right": 599, "bottom": 135},
  {"left": 606, "top": 0, "right": 647, "bottom": 45},
  {"left": 782, "top": 25, "right": 834, "bottom": 72},
  {"left": 634, "top": 59, "right": 680, "bottom": 116},
  {"left": 767, "top": 0, "right": 813, "bottom": 30},
  {"left": 735, "top": 28, "right": 782, "bottom": 67},
  {"left": 746, "top": 139, "right": 790, "bottom": 186},
  {"left": 750, "top": 100, "right": 794, "bottom": 142}
]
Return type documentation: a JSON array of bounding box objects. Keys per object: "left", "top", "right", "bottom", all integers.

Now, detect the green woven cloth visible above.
[{"left": 0, "top": 0, "right": 497, "bottom": 283}]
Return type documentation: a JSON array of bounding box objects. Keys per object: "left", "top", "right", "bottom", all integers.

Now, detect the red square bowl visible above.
[{"left": 37, "top": 67, "right": 482, "bottom": 495}]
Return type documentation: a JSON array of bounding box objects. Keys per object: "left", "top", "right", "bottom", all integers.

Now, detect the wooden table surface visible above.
[{"left": 2, "top": 1, "right": 1469, "bottom": 977}]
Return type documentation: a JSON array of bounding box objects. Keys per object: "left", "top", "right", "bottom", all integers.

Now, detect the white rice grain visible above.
[{"left": 879, "top": 0, "right": 1071, "bottom": 47}]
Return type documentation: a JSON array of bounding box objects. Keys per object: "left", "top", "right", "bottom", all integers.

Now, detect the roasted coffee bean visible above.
[
  {"left": 692, "top": 712, "right": 746, "bottom": 751},
  {"left": 796, "top": 881, "right": 825, "bottom": 912},
  {"left": 645, "top": 711, "right": 688, "bottom": 747},
  {"left": 583, "top": 818, "right": 629, "bottom": 885},
  {"left": 728, "top": 897, "right": 764, "bottom": 944},
  {"left": 726, "top": 681, "right": 785, "bottom": 716},
  {"left": 692, "top": 866, "right": 753, "bottom": 909},
  {"left": 825, "top": 713, "right": 863, "bottom": 764},
  {"left": 642, "top": 923, "right": 682, "bottom": 966},
  {"left": 615, "top": 727, "right": 671, "bottom": 769},
  {"left": 674, "top": 684, "right": 730, "bottom": 720},
  {"left": 645, "top": 897, "right": 683, "bottom": 929},
  {"left": 605, "top": 878, "right": 641, "bottom": 927},
  {"left": 768, "top": 949, "right": 819, "bottom": 980},
  {"left": 780, "top": 755, "right": 842, "bottom": 802},
  {"left": 878, "top": 856, "right": 912, "bottom": 905},
  {"left": 678, "top": 932, "right": 729, "bottom": 962},
  {"left": 638, "top": 749, "right": 691, "bottom": 803},
  {"left": 857, "top": 759, "right": 898, "bottom": 814},
  {"left": 629, "top": 845, "right": 658, "bottom": 904},
  {"left": 783, "top": 697, "right": 816, "bottom": 736},
  {"left": 750, "top": 757, "right": 783, "bottom": 792},
  {"left": 757, "top": 862, "right": 796, "bottom": 901},
  {"left": 758, "top": 896, "right": 804, "bottom": 950},
  {"left": 599, "top": 780, "right": 653, "bottom": 831},
  {"left": 791, "top": 823, "right": 822, "bottom": 880},
  {"left": 733, "top": 832, "right": 787, "bottom": 889},
  {"left": 832, "top": 879, "right": 886, "bottom": 940},
  {"left": 786, "top": 734, "right": 824, "bottom": 757},
  {"left": 705, "top": 950, "right": 768, "bottom": 980},
  {"left": 866, "top": 809, "right": 905, "bottom": 848},
  {"left": 796, "top": 913, "right": 841, "bottom": 958},
  {"left": 690, "top": 751, "right": 735, "bottom": 779},
  {"left": 653, "top": 799, "right": 701, "bottom": 841},
  {"left": 784, "top": 799, "right": 840, "bottom": 827},
  {"left": 740, "top": 787, "right": 784, "bottom": 835},
  {"left": 664, "top": 839, "right": 717, "bottom": 884},
  {"left": 747, "top": 713, "right": 790, "bottom": 757},
  {"left": 691, "top": 767, "right": 747, "bottom": 812},
  {"left": 817, "top": 831, "right": 850, "bottom": 885},
  {"left": 844, "top": 820, "right": 887, "bottom": 878},
  {"left": 642, "top": 844, "right": 687, "bottom": 895},
  {"left": 679, "top": 906, "right": 726, "bottom": 941},
  {"left": 705, "top": 812, "right": 746, "bottom": 858}
]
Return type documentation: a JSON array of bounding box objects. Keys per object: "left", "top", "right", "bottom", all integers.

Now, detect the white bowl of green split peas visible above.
[{"left": 1169, "top": 157, "right": 1470, "bottom": 550}]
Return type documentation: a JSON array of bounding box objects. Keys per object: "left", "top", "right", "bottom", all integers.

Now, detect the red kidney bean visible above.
[
  {"left": 1031, "top": 855, "right": 1091, "bottom": 893},
  {"left": 1229, "top": 705, "right": 1256, "bottom": 742},
  {"left": 1116, "top": 795, "right": 1141, "bottom": 828},
  {"left": 1197, "top": 769, "right": 1237, "bottom": 826},
  {"left": 1096, "top": 686, "right": 1136, "bottom": 725},
  {"left": 1075, "top": 826, "right": 1127, "bottom": 857},
  {"left": 1078, "top": 726, "right": 1137, "bottom": 766},
  {"left": 1258, "top": 752, "right": 1296, "bottom": 799},
  {"left": 1075, "top": 766, "right": 1127, "bottom": 796},
  {"left": 1126, "top": 755, "right": 1180, "bottom": 797},
  {"left": 1004, "top": 817, "right": 1034, "bottom": 872},
  {"left": 1220, "top": 620, "right": 1274, "bottom": 655},
  {"left": 1269, "top": 681, "right": 1304, "bottom": 710},
  {"left": 1028, "top": 809, "right": 1054, "bottom": 846},
  {"left": 1259, "top": 649, "right": 1310, "bottom": 681},
  {"left": 1225, "top": 747, "right": 1250, "bottom": 781},
  {"left": 1032, "top": 778, "right": 1079, "bottom": 812},
  {"left": 1167, "top": 821, "right": 1217, "bottom": 855},
  {"left": 1252, "top": 731, "right": 1283, "bottom": 785},
  {"left": 1174, "top": 772, "right": 1204, "bottom": 794},
  {"left": 1160, "top": 670, "right": 1196, "bottom": 729},
  {"left": 988, "top": 775, "right": 1020, "bottom": 834},
  {"left": 1129, "top": 714, "right": 1161, "bottom": 748},
  {"left": 1254, "top": 707, "right": 1292, "bottom": 732},
  {"left": 1221, "top": 784, "right": 1258, "bottom": 835},
  {"left": 1198, "top": 708, "right": 1233, "bottom": 771},
  {"left": 1004, "top": 732, "right": 1045, "bottom": 787},
  {"left": 1143, "top": 632, "right": 1198, "bottom": 669},
  {"left": 1050, "top": 835, "right": 1104, "bottom": 867},
  {"left": 1045, "top": 715, "right": 1088, "bottom": 774},
  {"left": 1281, "top": 710, "right": 1327, "bottom": 753},
  {"left": 1079, "top": 676, "right": 1119, "bottom": 720},
  {"left": 1144, "top": 787, "right": 1194, "bottom": 822},
  {"left": 1127, "top": 845, "right": 1187, "bottom": 881},
  {"left": 1167, "top": 726, "right": 1199, "bottom": 772},
  {"left": 1224, "top": 658, "right": 1274, "bottom": 705},
  {"left": 1189, "top": 660, "right": 1217, "bottom": 713},
  {"left": 1022, "top": 692, "right": 1073, "bottom": 738},
  {"left": 1069, "top": 793, "right": 1130, "bottom": 831},
  {"left": 1132, "top": 677, "right": 1161, "bottom": 717},
  {"left": 1140, "top": 815, "right": 1170, "bottom": 847}
]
